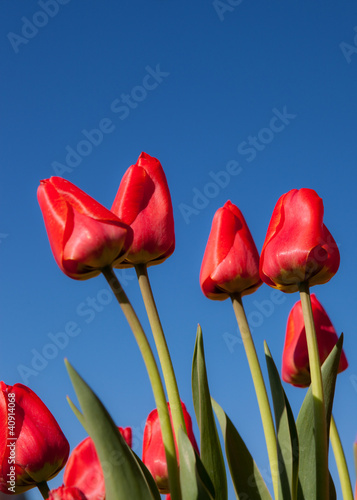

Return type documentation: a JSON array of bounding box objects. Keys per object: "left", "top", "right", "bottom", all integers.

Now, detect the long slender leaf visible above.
[
  {"left": 178, "top": 428, "right": 215, "bottom": 500},
  {"left": 265, "top": 341, "right": 299, "bottom": 500},
  {"left": 296, "top": 335, "right": 343, "bottom": 500},
  {"left": 212, "top": 399, "right": 273, "bottom": 500},
  {"left": 65, "top": 360, "right": 157, "bottom": 500},
  {"left": 132, "top": 450, "right": 161, "bottom": 500},
  {"left": 192, "top": 325, "right": 228, "bottom": 500}
]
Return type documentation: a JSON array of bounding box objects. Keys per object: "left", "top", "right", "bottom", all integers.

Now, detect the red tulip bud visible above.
[
  {"left": 260, "top": 189, "right": 340, "bottom": 293},
  {"left": 142, "top": 402, "right": 198, "bottom": 494},
  {"left": 63, "top": 427, "right": 132, "bottom": 500},
  {"left": 38, "top": 177, "right": 133, "bottom": 280},
  {"left": 282, "top": 294, "right": 348, "bottom": 387},
  {"left": 111, "top": 152, "right": 175, "bottom": 267},
  {"left": 48, "top": 486, "right": 88, "bottom": 500},
  {"left": 200, "top": 201, "right": 262, "bottom": 300},
  {"left": 0, "top": 382, "right": 69, "bottom": 494}
]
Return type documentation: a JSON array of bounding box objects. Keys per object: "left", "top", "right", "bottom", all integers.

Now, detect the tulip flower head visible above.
[
  {"left": 48, "top": 486, "right": 88, "bottom": 500},
  {"left": 64, "top": 427, "right": 132, "bottom": 500},
  {"left": 282, "top": 294, "right": 348, "bottom": 387},
  {"left": 142, "top": 402, "right": 198, "bottom": 494},
  {"left": 200, "top": 200, "right": 262, "bottom": 300},
  {"left": 38, "top": 177, "right": 133, "bottom": 280},
  {"left": 260, "top": 188, "right": 340, "bottom": 293},
  {"left": 0, "top": 382, "right": 69, "bottom": 494},
  {"left": 111, "top": 152, "right": 175, "bottom": 267}
]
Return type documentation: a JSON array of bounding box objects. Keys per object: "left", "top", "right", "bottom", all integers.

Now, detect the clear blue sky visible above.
[{"left": 1, "top": 1, "right": 357, "bottom": 498}]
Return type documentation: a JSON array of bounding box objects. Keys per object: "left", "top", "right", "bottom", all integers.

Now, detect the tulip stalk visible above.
[
  {"left": 37, "top": 168, "right": 350, "bottom": 500},
  {"left": 102, "top": 266, "right": 181, "bottom": 500},
  {"left": 37, "top": 481, "right": 50, "bottom": 499},
  {"left": 231, "top": 293, "right": 279, "bottom": 500},
  {"left": 299, "top": 282, "right": 329, "bottom": 499},
  {"left": 135, "top": 264, "right": 187, "bottom": 440},
  {"left": 330, "top": 415, "right": 353, "bottom": 499}
]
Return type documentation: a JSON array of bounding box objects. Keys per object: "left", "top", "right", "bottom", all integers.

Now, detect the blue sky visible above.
[{"left": 1, "top": 1, "right": 357, "bottom": 498}]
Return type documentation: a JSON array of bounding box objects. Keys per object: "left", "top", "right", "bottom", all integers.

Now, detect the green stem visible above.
[
  {"left": 330, "top": 414, "right": 353, "bottom": 500},
  {"left": 231, "top": 294, "right": 279, "bottom": 500},
  {"left": 299, "top": 282, "right": 329, "bottom": 500},
  {"left": 37, "top": 481, "right": 50, "bottom": 499},
  {"left": 102, "top": 266, "right": 181, "bottom": 500},
  {"left": 135, "top": 264, "right": 187, "bottom": 441}
]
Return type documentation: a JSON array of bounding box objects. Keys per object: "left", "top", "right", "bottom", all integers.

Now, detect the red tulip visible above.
[
  {"left": 48, "top": 486, "right": 88, "bottom": 500},
  {"left": 38, "top": 177, "right": 133, "bottom": 280},
  {"left": 142, "top": 402, "right": 198, "bottom": 494},
  {"left": 63, "top": 427, "right": 132, "bottom": 500},
  {"left": 111, "top": 152, "right": 175, "bottom": 267},
  {"left": 282, "top": 294, "right": 348, "bottom": 387},
  {"left": 118, "top": 426, "right": 132, "bottom": 448},
  {"left": 0, "top": 382, "right": 69, "bottom": 494},
  {"left": 200, "top": 201, "right": 262, "bottom": 300},
  {"left": 260, "top": 189, "right": 340, "bottom": 293}
]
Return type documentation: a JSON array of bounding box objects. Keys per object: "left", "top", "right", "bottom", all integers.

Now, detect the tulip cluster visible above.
[
  {"left": 3, "top": 153, "right": 352, "bottom": 499},
  {"left": 37, "top": 152, "right": 174, "bottom": 281}
]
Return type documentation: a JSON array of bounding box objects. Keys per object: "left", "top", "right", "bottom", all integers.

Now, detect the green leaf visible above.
[
  {"left": 265, "top": 341, "right": 299, "bottom": 500},
  {"left": 192, "top": 325, "right": 228, "bottom": 500},
  {"left": 131, "top": 450, "right": 162, "bottom": 500},
  {"left": 211, "top": 399, "right": 273, "bottom": 500},
  {"left": 178, "top": 427, "right": 215, "bottom": 500},
  {"left": 296, "top": 335, "right": 343, "bottom": 500},
  {"left": 65, "top": 359, "right": 158, "bottom": 500}
]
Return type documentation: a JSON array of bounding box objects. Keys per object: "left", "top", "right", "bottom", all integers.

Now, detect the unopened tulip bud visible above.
[
  {"left": 0, "top": 382, "right": 69, "bottom": 494},
  {"left": 282, "top": 294, "right": 348, "bottom": 387},
  {"left": 38, "top": 177, "right": 133, "bottom": 280},
  {"left": 48, "top": 486, "right": 88, "bottom": 500},
  {"left": 200, "top": 200, "right": 261, "bottom": 300},
  {"left": 63, "top": 427, "right": 132, "bottom": 500},
  {"left": 111, "top": 152, "right": 175, "bottom": 267},
  {"left": 260, "top": 189, "right": 340, "bottom": 293},
  {"left": 142, "top": 402, "right": 198, "bottom": 493}
]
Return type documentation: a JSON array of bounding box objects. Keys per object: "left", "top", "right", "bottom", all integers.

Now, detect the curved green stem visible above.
[
  {"left": 231, "top": 294, "right": 279, "bottom": 499},
  {"left": 102, "top": 266, "right": 181, "bottom": 500},
  {"left": 299, "top": 282, "right": 329, "bottom": 500},
  {"left": 330, "top": 414, "right": 353, "bottom": 500},
  {"left": 135, "top": 264, "right": 187, "bottom": 441},
  {"left": 37, "top": 481, "right": 50, "bottom": 499}
]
